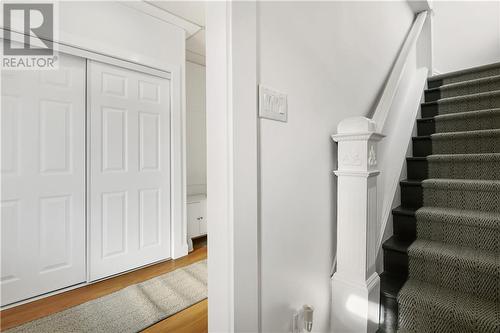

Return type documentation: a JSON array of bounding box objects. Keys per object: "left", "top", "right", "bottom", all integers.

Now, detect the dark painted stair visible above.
[{"left": 378, "top": 62, "right": 500, "bottom": 332}]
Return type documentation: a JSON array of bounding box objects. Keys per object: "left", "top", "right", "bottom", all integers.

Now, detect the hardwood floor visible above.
[{"left": 0, "top": 238, "right": 208, "bottom": 332}]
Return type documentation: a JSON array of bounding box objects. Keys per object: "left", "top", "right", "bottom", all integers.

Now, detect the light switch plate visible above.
[{"left": 259, "top": 85, "right": 287, "bottom": 122}]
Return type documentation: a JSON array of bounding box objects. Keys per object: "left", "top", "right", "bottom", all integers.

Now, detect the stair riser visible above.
[
  {"left": 392, "top": 214, "right": 416, "bottom": 241},
  {"left": 421, "top": 103, "right": 438, "bottom": 118},
  {"left": 424, "top": 89, "right": 441, "bottom": 102},
  {"left": 417, "top": 119, "right": 435, "bottom": 136},
  {"left": 400, "top": 184, "right": 423, "bottom": 209},
  {"left": 383, "top": 249, "right": 408, "bottom": 278},
  {"left": 432, "top": 135, "right": 500, "bottom": 154},
  {"left": 425, "top": 79, "right": 500, "bottom": 102},
  {"left": 423, "top": 187, "right": 500, "bottom": 212},
  {"left": 412, "top": 138, "right": 432, "bottom": 157},
  {"left": 379, "top": 295, "right": 398, "bottom": 333},
  {"left": 435, "top": 113, "right": 500, "bottom": 133},
  {"left": 407, "top": 160, "right": 428, "bottom": 180},
  {"left": 429, "top": 159, "right": 500, "bottom": 180},
  {"left": 417, "top": 220, "right": 499, "bottom": 252},
  {"left": 427, "top": 79, "right": 443, "bottom": 90},
  {"left": 408, "top": 257, "right": 499, "bottom": 302}
]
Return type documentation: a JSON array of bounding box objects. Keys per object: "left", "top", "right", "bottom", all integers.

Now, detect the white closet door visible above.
[
  {"left": 1, "top": 54, "right": 86, "bottom": 306},
  {"left": 88, "top": 61, "right": 171, "bottom": 281}
]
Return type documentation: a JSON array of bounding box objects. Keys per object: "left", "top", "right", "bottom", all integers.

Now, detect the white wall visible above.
[
  {"left": 433, "top": 1, "right": 500, "bottom": 73},
  {"left": 186, "top": 62, "right": 207, "bottom": 196},
  {"left": 257, "top": 2, "right": 414, "bottom": 331}
]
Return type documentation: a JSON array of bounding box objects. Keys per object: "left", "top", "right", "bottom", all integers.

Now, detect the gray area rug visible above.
[
  {"left": 397, "top": 64, "right": 500, "bottom": 332},
  {"left": 6, "top": 260, "right": 207, "bottom": 333}
]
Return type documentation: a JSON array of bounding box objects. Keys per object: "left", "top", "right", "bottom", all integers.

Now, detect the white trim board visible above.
[
  {"left": 121, "top": 1, "right": 202, "bottom": 38},
  {"left": 1, "top": 29, "right": 171, "bottom": 79},
  {"left": 206, "top": 2, "right": 260, "bottom": 331}
]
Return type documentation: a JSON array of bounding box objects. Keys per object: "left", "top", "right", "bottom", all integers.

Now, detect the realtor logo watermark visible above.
[{"left": 2, "top": 2, "right": 58, "bottom": 70}]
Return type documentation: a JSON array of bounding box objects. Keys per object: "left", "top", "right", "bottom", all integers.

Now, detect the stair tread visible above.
[
  {"left": 434, "top": 107, "right": 500, "bottom": 120},
  {"left": 406, "top": 156, "right": 427, "bottom": 161},
  {"left": 419, "top": 107, "right": 500, "bottom": 122},
  {"left": 428, "top": 61, "right": 500, "bottom": 82},
  {"left": 417, "top": 206, "right": 500, "bottom": 230},
  {"left": 421, "top": 89, "right": 500, "bottom": 107},
  {"left": 400, "top": 179, "right": 422, "bottom": 186},
  {"left": 380, "top": 272, "right": 406, "bottom": 299},
  {"left": 382, "top": 236, "right": 413, "bottom": 253},
  {"left": 428, "top": 153, "right": 500, "bottom": 161},
  {"left": 409, "top": 239, "right": 499, "bottom": 272},
  {"left": 392, "top": 206, "right": 417, "bottom": 216},
  {"left": 417, "top": 117, "right": 435, "bottom": 122},
  {"left": 431, "top": 128, "right": 500, "bottom": 138},
  {"left": 426, "top": 74, "right": 500, "bottom": 93},
  {"left": 398, "top": 280, "right": 500, "bottom": 329},
  {"left": 412, "top": 135, "right": 431, "bottom": 140},
  {"left": 422, "top": 178, "right": 500, "bottom": 190}
]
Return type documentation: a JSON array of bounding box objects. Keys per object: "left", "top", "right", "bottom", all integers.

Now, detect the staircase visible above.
[{"left": 379, "top": 63, "right": 500, "bottom": 332}]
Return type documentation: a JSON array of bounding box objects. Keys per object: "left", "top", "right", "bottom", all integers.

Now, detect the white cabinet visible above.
[{"left": 187, "top": 195, "right": 207, "bottom": 239}]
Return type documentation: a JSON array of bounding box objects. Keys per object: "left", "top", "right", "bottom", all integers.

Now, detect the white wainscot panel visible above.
[
  {"left": 40, "top": 100, "right": 72, "bottom": 174},
  {"left": 1, "top": 200, "right": 20, "bottom": 283},
  {"left": 102, "top": 107, "right": 127, "bottom": 172},
  {"left": 102, "top": 72, "right": 127, "bottom": 97},
  {"left": 102, "top": 191, "right": 127, "bottom": 258},
  {"left": 139, "top": 189, "right": 160, "bottom": 248},
  {"left": 138, "top": 80, "right": 160, "bottom": 103},
  {"left": 39, "top": 195, "right": 71, "bottom": 273},
  {"left": 1, "top": 96, "right": 19, "bottom": 175},
  {"left": 139, "top": 112, "right": 160, "bottom": 171}
]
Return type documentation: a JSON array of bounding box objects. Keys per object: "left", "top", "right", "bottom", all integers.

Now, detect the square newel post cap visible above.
[
  {"left": 331, "top": 116, "right": 385, "bottom": 142},
  {"left": 332, "top": 117, "right": 384, "bottom": 174}
]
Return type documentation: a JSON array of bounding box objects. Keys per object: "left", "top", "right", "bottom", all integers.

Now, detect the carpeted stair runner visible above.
[
  {"left": 380, "top": 62, "right": 500, "bottom": 333},
  {"left": 428, "top": 154, "right": 500, "bottom": 180},
  {"left": 426, "top": 75, "right": 500, "bottom": 101},
  {"left": 433, "top": 108, "right": 500, "bottom": 133}
]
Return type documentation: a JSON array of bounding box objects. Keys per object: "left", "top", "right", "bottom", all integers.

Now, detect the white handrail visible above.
[{"left": 372, "top": 11, "right": 428, "bottom": 132}]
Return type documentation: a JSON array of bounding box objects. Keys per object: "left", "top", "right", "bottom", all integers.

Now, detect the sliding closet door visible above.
[
  {"left": 1, "top": 54, "right": 86, "bottom": 306},
  {"left": 88, "top": 61, "right": 171, "bottom": 281}
]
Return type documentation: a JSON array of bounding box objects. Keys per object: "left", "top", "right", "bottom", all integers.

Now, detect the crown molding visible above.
[{"left": 120, "top": 1, "right": 202, "bottom": 38}]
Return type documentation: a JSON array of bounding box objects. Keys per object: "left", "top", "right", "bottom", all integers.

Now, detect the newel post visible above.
[{"left": 331, "top": 117, "right": 384, "bottom": 333}]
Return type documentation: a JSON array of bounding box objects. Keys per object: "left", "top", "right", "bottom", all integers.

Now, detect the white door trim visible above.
[{"left": 206, "top": 2, "right": 260, "bottom": 332}]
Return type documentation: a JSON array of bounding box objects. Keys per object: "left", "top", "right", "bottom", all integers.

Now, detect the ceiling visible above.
[{"left": 146, "top": 1, "right": 206, "bottom": 65}]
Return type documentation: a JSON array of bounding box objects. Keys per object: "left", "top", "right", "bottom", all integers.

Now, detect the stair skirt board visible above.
[{"left": 379, "top": 62, "right": 500, "bottom": 333}]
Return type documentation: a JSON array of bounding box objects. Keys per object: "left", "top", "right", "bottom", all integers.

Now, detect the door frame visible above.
[
  {"left": 1, "top": 30, "right": 187, "bottom": 307},
  {"left": 206, "top": 2, "right": 260, "bottom": 332}
]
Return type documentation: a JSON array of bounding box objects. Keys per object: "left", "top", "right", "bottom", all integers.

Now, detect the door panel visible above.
[
  {"left": 88, "top": 61, "right": 171, "bottom": 281},
  {"left": 1, "top": 54, "right": 86, "bottom": 306}
]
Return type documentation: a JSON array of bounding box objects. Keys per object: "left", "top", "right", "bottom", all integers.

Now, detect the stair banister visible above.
[
  {"left": 330, "top": 10, "right": 430, "bottom": 333},
  {"left": 372, "top": 11, "right": 428, "bottom": 132}
]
